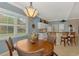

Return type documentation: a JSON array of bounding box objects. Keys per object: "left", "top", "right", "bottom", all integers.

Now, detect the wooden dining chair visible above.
[
  {"left": 8, "top": 37, "right": 15, "bottom": 50},
  {"left": 5, "top": 40, "right": 13, "bottom": 56},
  {"left": 16, "top": 48, "right": 44, "bottom": 56},
  {"left": 67, "top": 32, "right": 76, "bottom": 46},
  {"left": 60, "top": 32, "right": 68, "bottom": 46},
  {"left": 5, "top": 37, "right": 17, "bottom": 56}
]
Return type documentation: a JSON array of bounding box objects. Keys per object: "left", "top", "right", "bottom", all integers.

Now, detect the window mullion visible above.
[{"left": 14, "top": 19, "right": 17, "bottom": 37}]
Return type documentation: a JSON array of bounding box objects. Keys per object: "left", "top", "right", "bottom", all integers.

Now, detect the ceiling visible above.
[{"left": 8, "top": 2, "right": 79, "bottom": 21}]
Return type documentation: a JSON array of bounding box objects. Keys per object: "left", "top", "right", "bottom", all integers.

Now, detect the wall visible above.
[{"left": 28, "top": 17, "right": 40, "bottom": 35}]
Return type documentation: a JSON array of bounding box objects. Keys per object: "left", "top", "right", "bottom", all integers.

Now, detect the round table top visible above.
[{"left": 16, "top": 39, "right": 54, "bottom": 56}]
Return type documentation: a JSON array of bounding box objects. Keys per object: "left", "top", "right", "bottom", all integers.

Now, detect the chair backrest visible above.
[
  {"left": 68, "top": 32, "right": 75, "bottom": 37},
  {"left": 5, "top": 37, "right": 14, "bottom": 56},
  {"left": 9, "top": 37, "right": 14, "bottom": 50},
  {"left": 61, "top": 32, "right": 68, "bottom": 37},
  {"left": 16, "top": 48, "right": 44, "bottom": 56},
  {"left": 5, "top": 40, "right": 13, "bottom": 56}
]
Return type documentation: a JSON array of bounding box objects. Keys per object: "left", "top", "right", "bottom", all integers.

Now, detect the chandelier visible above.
[{"left": 24, "top": 2, "right": 39, "bottom": 18}]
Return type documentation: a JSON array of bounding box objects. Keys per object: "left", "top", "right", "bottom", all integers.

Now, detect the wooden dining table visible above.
[{"left": 15, "top": 39, "right": 54, "bottom": 56}]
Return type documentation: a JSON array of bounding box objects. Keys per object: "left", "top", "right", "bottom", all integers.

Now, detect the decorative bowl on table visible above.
[{"left": 30, "top": 33, "right": 38, "bottom": 44}]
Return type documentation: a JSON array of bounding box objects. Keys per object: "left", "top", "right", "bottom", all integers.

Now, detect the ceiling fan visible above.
[{"left": 60, "top": 19, "right": 66, "bottom": 22}]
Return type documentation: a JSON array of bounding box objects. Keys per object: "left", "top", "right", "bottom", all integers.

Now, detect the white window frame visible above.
[{"left": 0, "top": 8, "right": 28, "bottom": 40}]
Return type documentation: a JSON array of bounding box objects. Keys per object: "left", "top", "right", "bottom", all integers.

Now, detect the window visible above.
[
  {"left": 17, "top": 26, "right": 26, "bottom": 35},
  {"left": 38, "top": 22, "right": 46, "bottom": 29},
  {"left": 59, "top": 24, "right": 64, "bottom": 32},
  {"left": 17, "top": 19, "right": 25, "bottom": 25},
  {"left": 0, "top": 15, "right": 8, "bottom": 24},
  {"left": 0, "top": 26, "right": 7, "bottom": 34},
  {"left": 52, "top": 23, "right": 65, "bottom": 32},
  {"left": 0, "top": 14, "right": 27, "bottom": 39},
  {"left": 47, "top": 26, "right": 52, "bottom": 32},
  {"left": 0, "top": 26, "right": 7, "bottom": 38},
  {"left": 52, "top": 24, "right": 59, "bottom": 32},
  {"left": 7, "top": 26, "right": 14, "bottom": 36},
  {"left": 7, "top": 17, "right": 14, "bottom": 24}
]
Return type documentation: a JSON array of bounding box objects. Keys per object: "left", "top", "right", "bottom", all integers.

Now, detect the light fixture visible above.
[{"left": 24, "top": 2, "right": 39, "bottom": 18}]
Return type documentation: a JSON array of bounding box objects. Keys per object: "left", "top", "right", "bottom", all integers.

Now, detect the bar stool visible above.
[
  {"left": 60, "top": 32, "right": 68, "bottom": 46},
  {"left": 67, "top": 32, "right": 76, "bottom": 46}
]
